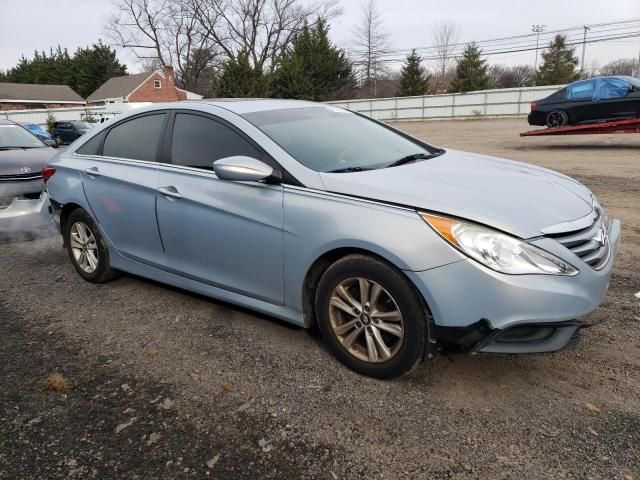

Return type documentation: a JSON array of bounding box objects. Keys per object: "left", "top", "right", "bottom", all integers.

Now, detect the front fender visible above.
[{"left": 282, "top": 187, "right": 464, "bottom": 312}]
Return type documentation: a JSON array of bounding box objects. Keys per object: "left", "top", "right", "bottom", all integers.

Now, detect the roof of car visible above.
[
  {"left": 191, "top": 98, "right": 324, "bottom": 115},
  {"left": 568, "top": 75, "right": 640, "bottom": 85}
]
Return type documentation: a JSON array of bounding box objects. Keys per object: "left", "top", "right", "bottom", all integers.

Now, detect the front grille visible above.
[
  {"left": 546, "top": 211, "right": 610, "bottom": 270},
  {"left": 0, "top": 172, "right": 43, "bottom": 181}
]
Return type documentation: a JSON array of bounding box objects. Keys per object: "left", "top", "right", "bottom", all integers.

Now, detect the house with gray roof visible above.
[
  {"left": 0, "top": 83, "right": 85, "bottom": 111},
  {"left": 86, "top": 66, "right": 203, "bottom": 105}
]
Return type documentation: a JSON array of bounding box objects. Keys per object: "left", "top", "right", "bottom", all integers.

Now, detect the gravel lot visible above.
[{"left": 1, "top": 118, "right": 639, "bottom": 479}]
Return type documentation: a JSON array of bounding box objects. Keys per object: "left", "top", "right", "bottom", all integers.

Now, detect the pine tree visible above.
[
  {"left": 271, "top": 19, "right": 355, "bottom": 101},
  {"left": 214, "top": 50, "right": 269, "bottom": 98},
  {"left": 72, "top": 42, "right": 127, "bottom": 98},
  {"left": 397, "top": 49, "right": 429, "bottom": 96},
  {"left": 2, "top": 44, "right": 126, "bottom": 98},
  {"left": 534, "top": 35, "right": 580, "bottom": 85},
  {"left": 449, "top": 42, "right": 490, "bottom": 93}
]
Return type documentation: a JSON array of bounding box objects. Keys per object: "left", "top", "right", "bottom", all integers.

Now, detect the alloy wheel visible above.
[
  {"left": 328, "top": 277, "right": 404, "bottom": 363},
  {"left": 547, "top": 111, "right": 566, "bottom": 128},
  {"left": 69, "top": 222, "right": 99, "bottom": 274}
]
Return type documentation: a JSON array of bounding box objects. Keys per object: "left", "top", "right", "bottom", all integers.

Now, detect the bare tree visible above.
[
  {"left": 489, "top": 64, "right": 535, "bottom": 88},
  {"left": 105, "top": 0, "right": 220, "bottom": 91},
  {"left": 432, "top": 20, "right": 460, "bottom": 92},
  {"left": 106, "top": 0, "right": 341, "bottom": 87},
  {"left": 352, "top": 0, "right": 391, "bottom": 97},
  {"left": 600, "top": 57, "right": 639, "bottom": 76},
  {"left": 194, "top": 0, "right": 341, "bottom": 74}
]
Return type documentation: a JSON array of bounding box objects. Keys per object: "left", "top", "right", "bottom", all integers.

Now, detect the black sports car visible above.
[{"left": 528, "top": 76, "right": 640, "bottom": 128}]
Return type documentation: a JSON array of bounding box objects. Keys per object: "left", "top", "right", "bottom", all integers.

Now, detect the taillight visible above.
[
  {"left": 42, "top": 166, "right": 56, "bottom": 184},
  {"left": 530, "top": 102, "right": 538, "bottom": 111}
]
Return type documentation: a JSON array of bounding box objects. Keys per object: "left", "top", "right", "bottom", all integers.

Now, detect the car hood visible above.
[
  {"left": 319, "top": 149, "right": 593, "bottom": 238},
  {"left": 0, "top": 147, "right": 56, "bottom": 175}
]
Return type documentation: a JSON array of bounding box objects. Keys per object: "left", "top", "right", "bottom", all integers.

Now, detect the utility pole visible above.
[
  {"left": 581, "top": 25, "right": 591, "bottom": 75},
  {"left": 532, "top": 25, "right": 547, "bottom": 71}
]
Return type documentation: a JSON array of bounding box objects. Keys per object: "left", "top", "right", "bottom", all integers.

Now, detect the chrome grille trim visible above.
[
  {"left": 0, "top": 173, "right": 43, "bottom": 181},
  {"left": 546, "top": 210, "right": 610, "bottom": 271}
]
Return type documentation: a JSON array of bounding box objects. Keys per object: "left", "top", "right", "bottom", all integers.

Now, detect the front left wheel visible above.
[
  {"left": 315, "top": 254, "right": 430, "bottom": 379},
  {"left": 64, "top": 208, "right": 119, "bottom": 284}
]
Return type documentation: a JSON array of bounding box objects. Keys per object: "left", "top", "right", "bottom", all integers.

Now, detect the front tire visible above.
[
  {"left": 64, "top": 209, "right": 119, "bottom": 284},
  {"left": 546, "top": 110, "right": 568, "bottom": 128},
  {"left": 53, "top": 135, "right": 62, "bottom": 146},
  {"left": 315, "top": 254, "right": 429, "bottom": 379}
]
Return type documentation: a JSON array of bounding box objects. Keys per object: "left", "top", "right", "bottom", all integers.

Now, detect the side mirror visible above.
[{"left": 213, "top": 156, "right": 274, "bottom": 182}]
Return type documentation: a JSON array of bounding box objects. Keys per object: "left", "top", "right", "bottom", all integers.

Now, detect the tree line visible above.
[
  {"left": 0, "top": 42, "right": 127, "bottom": 98},
  {"left": 1, "top": 0, "right": 638, "bottom": 101}
]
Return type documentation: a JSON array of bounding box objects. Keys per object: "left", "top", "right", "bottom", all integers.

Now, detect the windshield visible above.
[
  {"left": 0, "top": 125, "right": 46, "bottom": 149},
  {"left": 243, "top": 106, "right": 440, "bottom": 172},
  {"left": 71, "top": 121, "right": 92, "bottom": 129}
]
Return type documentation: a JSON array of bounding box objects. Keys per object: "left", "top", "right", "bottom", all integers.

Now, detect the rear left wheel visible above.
[
  {"left": 64, "top": 209, "right": 119, "bottom": 284},
  {"left": 315, "top": 254, "right": 429, "bottom": 379},
  {"left": 546, "top": 110, "right": 568, "bottom": 128}
]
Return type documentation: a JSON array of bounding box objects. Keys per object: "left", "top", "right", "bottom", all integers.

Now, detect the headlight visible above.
[{"left": 420, "top": 213, "right": 579, "bottom": 276}]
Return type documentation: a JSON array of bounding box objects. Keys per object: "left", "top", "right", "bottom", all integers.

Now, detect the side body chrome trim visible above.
[{"left": 283, "top": 184, "right": 416, "bottom": 212}]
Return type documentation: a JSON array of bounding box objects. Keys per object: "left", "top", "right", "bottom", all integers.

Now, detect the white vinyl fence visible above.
[
  {"left": 327, "top": 85, "right": 563, "bottom": 121},
  {"left": 1, "top": 106, "right": 107, "bottom": 125},
  {"left": 2, "top": 85, "right": 563, "bottom": 126},
  {"left": 1, "top": 103, "right": 152, "bottom": 126}
]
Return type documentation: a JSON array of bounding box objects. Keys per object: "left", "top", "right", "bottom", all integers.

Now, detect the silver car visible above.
[{"left": 44, "top": 100, "right": 620, "bottom": 379}]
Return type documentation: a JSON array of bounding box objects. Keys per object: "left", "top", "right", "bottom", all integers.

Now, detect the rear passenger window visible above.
[
  {"left": 76, "top": 132, "right": 105, "bottom": 156},
  {"left": 103, "top": 114, "right": 166, "bottom": 161},
  {"left": 567, "top": 81, "right": 595, "bottom": 101},
  {"left": 171, "top": 113, "right": 260, "bottom": 169}
]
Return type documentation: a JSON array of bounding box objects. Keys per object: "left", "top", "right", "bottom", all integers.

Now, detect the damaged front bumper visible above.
[
  {"left": 0, "top": 191, "right": 55, "bottom": 241},
  {"left": 430, "top": 318, "right": 603, "bottom": 355}
]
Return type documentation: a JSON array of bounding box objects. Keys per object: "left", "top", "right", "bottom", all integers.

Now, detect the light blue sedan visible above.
[{"left": 44, "top": 100, "right": 620, "bottom": 378}]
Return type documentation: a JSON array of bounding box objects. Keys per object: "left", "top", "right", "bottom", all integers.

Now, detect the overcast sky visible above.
[{"left": 1, "top": 0, "right": 639, "bottom": 74}]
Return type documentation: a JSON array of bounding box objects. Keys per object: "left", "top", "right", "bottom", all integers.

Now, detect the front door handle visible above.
[
  {"left": 84, "top": 167, "right": 101, "bottom": 177},
  {"left": 158, "top": 186, "right": 183, "bottom": 199}
]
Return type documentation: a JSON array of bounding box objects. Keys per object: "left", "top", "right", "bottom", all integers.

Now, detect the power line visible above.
[
  {"left": 375, "top": 18, "right": 640, "bottom": 58},
  {"left": 352, "top": 31, "right": 640, "bottom": 65}
]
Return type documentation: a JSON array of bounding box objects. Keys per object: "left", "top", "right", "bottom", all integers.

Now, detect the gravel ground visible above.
[{"left": 1, "top": 118, "right": 639, "bottom": 479}]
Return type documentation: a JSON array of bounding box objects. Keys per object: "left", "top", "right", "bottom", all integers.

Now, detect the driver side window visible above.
[{"left": 170, "top": 113, "right": 261, "bottom": 170}]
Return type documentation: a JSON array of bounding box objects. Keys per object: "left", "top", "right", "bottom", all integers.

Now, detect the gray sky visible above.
[{"left": 1, "top": 0, "right": 639, "bottom": 74}]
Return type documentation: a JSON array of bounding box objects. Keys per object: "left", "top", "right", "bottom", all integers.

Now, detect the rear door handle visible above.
[
  {"left": 84, "top": 167, "right": 101, "bottom": 177},
  {"left": 158, "top": 186, "right": 183, "bottom": 199}
]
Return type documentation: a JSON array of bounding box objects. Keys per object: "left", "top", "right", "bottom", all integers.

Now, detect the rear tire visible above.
[
  {"left": 315, "top": 254, "right": 429, "bottom": 379},
  {"left": 64, "top": 208, "right": 119, "bottom": 284},
  {"left": 546, "top": 110, "right": 568, "bottom": 128}
]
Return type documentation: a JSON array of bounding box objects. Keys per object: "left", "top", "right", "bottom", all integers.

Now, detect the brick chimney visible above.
[{"left": 163, "top": 65, "right": 176, "bottom": 87}]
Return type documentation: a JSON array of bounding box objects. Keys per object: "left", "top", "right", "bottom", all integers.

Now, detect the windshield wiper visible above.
[
  {"left": 386, "top": 150, "right": 444, "bottom": 168},
  {"left": 326, "top": 166, "right": 373, "bottom": 173}
]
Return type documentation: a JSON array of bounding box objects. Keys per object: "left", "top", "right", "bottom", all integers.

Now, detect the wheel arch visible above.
[
  {"left": 59, "top": 202, "right": 84, "bottom": 241},
  {"left": 300, "top": 247, "right": 433, "bottom": 330}
]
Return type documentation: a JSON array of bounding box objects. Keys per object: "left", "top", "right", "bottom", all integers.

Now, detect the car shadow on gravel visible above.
[{"left": 0, "top": 301, "right": 332, "bottom": 480}]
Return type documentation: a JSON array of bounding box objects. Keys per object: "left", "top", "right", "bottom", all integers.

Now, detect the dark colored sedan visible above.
[
  {"left": 50, "top": 120, "right": 93, "bottom": 145},
  {"left": 528, "top": 76, "right": 640, "bottom": 127},
  {"left": 0, "top": 120, "right": 56, "bottom": 204}
]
